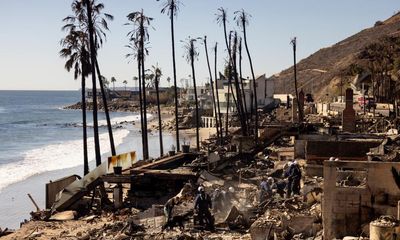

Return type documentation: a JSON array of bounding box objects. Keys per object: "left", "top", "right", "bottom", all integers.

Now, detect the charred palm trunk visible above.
[
  {"left": 81, "top": 65, "right": 89, "bottom": 175},
  {"left": 225, "top": 71, "right": 231, "bottom": 137},
  {"left": 85, "top": 0, "right": 101, "bottom": 166},
  {"left": 155, "top": 73, "right": 164, "bottom": 156},
  {"left": 250, "top": 90, "right": 254, "bottom": 122},
  {"left": 190, "top": 45, "right": 200, "bottom": 151},
  {"left": 242, "top": 21, "right": 258, "bottom": 143},
  {"left": 228, "top": 32, "right": 240, "bottom": 115},
  {"left": 214, "top": 43, "right": 223, "bottom": 142},
  {"left": 140, "top": 16, "right": 149, "bottom": 160},
  {"left": 137, "top": 55, "right": 146, "bottom": 160},
  {"left": 95, "top": 60, "right": 116, "bottom": 156},
  {"left": 238, "top": 39, "right": 248, "bottom": 121},
  {"left": 232, "top": 33, "right": 247, "bottom": 135},
  {"left": 222, "top": 20, "right": 232, "bottom": 138},
  {"left": 292, "top": 38, "right": 303, "bottom": 122},
  {"left": 170, "top": 3, "right": 180, "bottom": 152},
  {"left": 204, "top": 36, "right": 220, "bottom": 140}
]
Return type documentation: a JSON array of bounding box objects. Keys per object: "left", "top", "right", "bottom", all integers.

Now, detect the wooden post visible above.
[
  {"left": 397, "top": 200, "right": 400, "bottom": 220},
  {"left": 27, "top": 193, "right": 40, "bottom": 212}
]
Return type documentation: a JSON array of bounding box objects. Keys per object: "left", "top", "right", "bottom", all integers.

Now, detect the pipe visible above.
[{"left": 27, "top": 193, "right": 40, "bottom": 212}]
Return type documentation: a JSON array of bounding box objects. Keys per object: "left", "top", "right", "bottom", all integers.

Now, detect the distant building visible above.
[
  {"left": 274, "top": 94, "right": 294, "bottom": 105},
  {"left": 250, "top": 74, "right": 275, "bottom": 107},
  {"left": 215, "top": 73, "right": 275, "bottom": 114},
  {"left": 185, "top": 86, "right": 208, "bottom": 102}
]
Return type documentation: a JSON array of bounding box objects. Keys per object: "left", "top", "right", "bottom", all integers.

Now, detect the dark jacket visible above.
[
  {"left": 289, "top": 164, "right": 301, "bottom": 180},
  {"left": 194, "top": 193, "right": 212, "bottom": 211}
]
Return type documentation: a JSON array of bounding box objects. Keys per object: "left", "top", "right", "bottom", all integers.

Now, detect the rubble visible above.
[{"left": 8, "top": 93, "right": 400, "bottom": 240}]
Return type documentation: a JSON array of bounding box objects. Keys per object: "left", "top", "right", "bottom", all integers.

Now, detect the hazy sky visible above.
[{"left": 0, "top": 1, "right": 398, "bottom": 90}]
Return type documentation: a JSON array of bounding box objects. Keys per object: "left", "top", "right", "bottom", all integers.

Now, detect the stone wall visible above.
[
  {"left": 306, "top": 140, "right": 381, "bottom": 162},
  {"left": 323, "top": 161, "right": 400, "bottom": 239},
  {"left": 303, "top": 140, "right": 381, "bottom": 177}
]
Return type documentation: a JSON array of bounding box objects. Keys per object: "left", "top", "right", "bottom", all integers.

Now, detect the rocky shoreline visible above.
[
  {"left": 64, "top": 100, "right": 200, "bottom": 134},
  {"left": 64, "top": 99, "right": 142, "bottom": 113}
]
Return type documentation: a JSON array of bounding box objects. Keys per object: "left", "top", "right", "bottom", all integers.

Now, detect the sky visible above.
[{"left": 0, "top": 0, "right": 398, "bottom": 90}]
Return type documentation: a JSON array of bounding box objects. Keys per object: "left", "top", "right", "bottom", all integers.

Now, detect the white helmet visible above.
[
  {"left": 228, "top": 187, "right": 235, "bottom": 193},
  {"left": 198, "top": 186, "right": 204, "bottom": 192},
  {"left": 329, "top": 157, "right": 335, "bottom": 161},
  {"left": 267, "top": 177, "right": 274, "bottom": 183}
]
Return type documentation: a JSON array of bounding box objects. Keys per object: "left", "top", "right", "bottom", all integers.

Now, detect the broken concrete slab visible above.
[
  {"left": 49, "top": 210, "right": 77, "bottom": 221},
  {"left": 224, "top": 206, "right": 241, "bottom": 223},
  {"left": 282, "top": 215, "right": 317, "bottom": 235},
  {"left": 249, "top": 217, "right": 276, "bottom": 240},
  {"left": 198, "top": 171, "right": 225, "bottom": 187}
]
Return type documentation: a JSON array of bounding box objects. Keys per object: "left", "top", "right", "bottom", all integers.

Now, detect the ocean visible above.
[{"left": 0, "top": 90, "right": 173, "bottom": 229}]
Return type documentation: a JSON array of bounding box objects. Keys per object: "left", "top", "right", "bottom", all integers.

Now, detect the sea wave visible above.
[
  {"left": 87, "top": 114, "right": 153, "bottom": 127},
  {"left": 0, "top": 129, "right": 129, "bottom": 192}
]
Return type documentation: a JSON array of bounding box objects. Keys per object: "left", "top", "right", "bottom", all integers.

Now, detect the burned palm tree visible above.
[
  {"left": 182, "top": 37, "right": 200, "bottom": 151},
  {"left": 216, "top": 7, "right": 234, "bottom": 137},
  {"left": 290, "top": 37, "right": 303, "bottom": 122},
  {"left": 234, "top": 9, "right": 258, "bottom": 143},
  {"left": 238, "top": 37, "right": 248, "bottom": 118},
  {"left": 94, "top": 59, "right": 116, "bottom": 157},
  {"left": 59, "top": 29, "right": 91, "bottom": 175},
  {"left": 126, "top": 10, "right": 153, "bottom": 159},
  {"left": 213, "top": 43, "right": 223, "bottom": 141},
  {"left": 231, "top": 31, "right": 247, "bottom": 135},
  {"left": 84, "top": 0, "right": 102, "bottom": 165},
  {"left": 152, "top": 65, "right": 164, "bottom": 156},
  {"left": 159, "top": 0, "right": 183, "bottom": 152},
  {"left": 65, "top": 0, "right": 115, "bottom": 165},
  {"left": 126, "top": 41, "right": 146, "bottom": 159},
  {"left": 202, "top": 36, "right": 220, "bottom": 141}
]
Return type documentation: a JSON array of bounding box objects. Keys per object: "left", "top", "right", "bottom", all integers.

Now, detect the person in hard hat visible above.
[
  {"left": 272, "top": 179, "right": 287, "bottom": 198},
  {"left": 164, "top": 196, "right": 180, "bottom": 224},
  {"left": 194, "top": 186, "right": 214, "bottom": 230},
  {"left": 211, "top": 188, "right": 224, "bottom": 213},
  {"left": 225, "top": 187, "right": 239, "bottom": 203},
  {"left": 286, "top": 160, "right": 302, "bottom": 197},
  {"left": 259, "top": 177, "right": 274, "bottom": 203}
]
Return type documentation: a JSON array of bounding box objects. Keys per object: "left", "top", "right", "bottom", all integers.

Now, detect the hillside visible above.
[{"left": 271, "top": 12, "right": 400, "bottom": 100}]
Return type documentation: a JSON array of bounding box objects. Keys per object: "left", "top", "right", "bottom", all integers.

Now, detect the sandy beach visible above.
[{"left": 0, "top": 103, "right": 183, "bottom": 229}]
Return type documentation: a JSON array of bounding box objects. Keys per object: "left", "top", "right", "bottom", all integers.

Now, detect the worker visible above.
[
  {"left": 194, "top": 186, "right": 214, "bottom": 230},
  {"left": 286, "top": 160, "right": 302, "bottom": 197},
  {"left": 284, "top": 161, "right": 294, "bottom": 198},
  {"left": 292, "top": 161, "right": 302, "bottom": 195},
  {"left": 211, "top": 188, "right": 224, "bottom": 213},
  {"left": 264, "top": 156, "right": 274, "bottom": 168},
  {"left": 164, "top": 196, "right": 180, "bottom": 224},
  {"left": 272, "top": 179, "right": 287, "bottom": 198},
  {"left": 259, "top": 177, "right": 274, "bottom": 203},
  {"left": 283, "top": 161, "right": 293, "bottom": 195}
]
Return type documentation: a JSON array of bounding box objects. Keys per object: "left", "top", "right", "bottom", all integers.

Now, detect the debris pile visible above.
[{"left": 7, "top": 95, "right": 400, "bottom": 240}]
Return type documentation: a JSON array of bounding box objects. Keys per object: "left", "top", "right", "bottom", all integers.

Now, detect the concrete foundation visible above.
[{"left": 323, "top": 161, "right": 400, "bottom": 239}]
